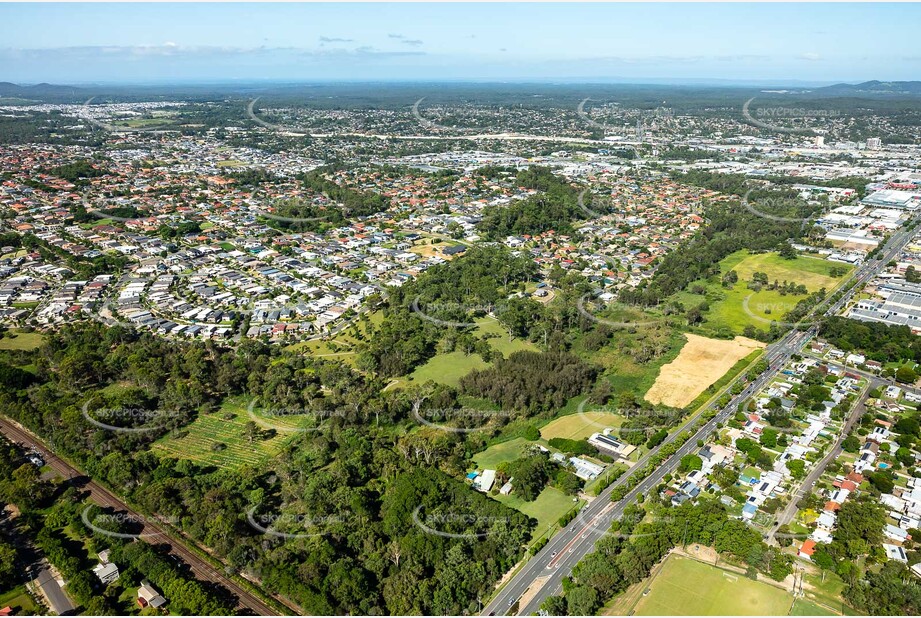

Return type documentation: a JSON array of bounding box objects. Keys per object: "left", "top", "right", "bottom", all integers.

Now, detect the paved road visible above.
[
  {"left": 484, "top": 220, "right": 918, "bottom": 616},
  {"left": 34, "top": 565, "right": 76, "bottom": 616},
  {"left": 0, "top": 416, "right": 281, "bottom": 616},
  {"left": 767, "top": 378, "right": 875, "bottom": 543}
]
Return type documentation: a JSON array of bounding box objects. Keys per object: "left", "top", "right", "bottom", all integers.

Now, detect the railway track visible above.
[{"left": 0, "top": 416, "right": 281, "bottom": 616}]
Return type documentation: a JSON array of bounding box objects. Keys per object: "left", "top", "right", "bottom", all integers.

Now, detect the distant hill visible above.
[
  {"left": 0, "top": 81, "right": 86, "bottom": 100},
  {"left": 818, "top": 81, "right": 921, "bottom": 95}
]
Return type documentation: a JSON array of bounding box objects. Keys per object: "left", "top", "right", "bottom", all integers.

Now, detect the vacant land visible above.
[
  {"left": 473, "top": 437, "right": 533, "bottom": 470},
  {"left": 645, "top": 333, "right": 764, "bottom": 408},
  {"left": 400, "top": 318, "right": 535, "bottom": 388},
  {"left": 671, "top": 251, "right": 852, "bottom": 335},
  {"left": 575, "top": 313, "right": 687, "bottom": 398},
  {"left": 632, "top": 554, "right": 793, "bottom": 616},
  {"left": 151, "top": 397, "right": 302, "bottom": 469},
  {"left": 409, "top": 349, "right": 490, "bottom": 387},
  {"left": 540, "top": 411, "right": 623, "bottom": 441},
  {"left": 0, "top": 330, "right": 44, "bottom": 351},
  {"left": 474, "top": 317, "right": 538, "bottom": 357},
  {"left": 490, "top": 485, "right": 580, "bottom": 543}
]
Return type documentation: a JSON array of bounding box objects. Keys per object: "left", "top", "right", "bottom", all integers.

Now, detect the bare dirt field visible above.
[{"left": 644, "top": 333, "right": 764, "bottom": 408}]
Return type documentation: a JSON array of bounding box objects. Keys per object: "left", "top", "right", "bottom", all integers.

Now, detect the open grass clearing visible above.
[
  {"left": 540, "top": 411, "right": 623, "bottom": 441},
  {"left": 472, "top": 437, "right": 534, "bottom": 470},
  {"left": 408, "top": 350, "right": 489, "bottom": 388},
  {"left": 632, "top": 554, "right": 794, "bottom": 616},
  {"left": 0, "top": 585, "right": 39, "bottom": 615},
  {"left": 151, "top": 396, "right": 304, "bottom": 470},
  {"left": 489, "top": 485, "right": 581, "bottom": 544},
  {"left": 473, "top": 317, "right": 538, "bottom": 357},
  {"left": 0, "top": 330, "right": 44, "bottom": 351},
  {"left": 673, "top": 251, "right": 853, "bottom": 335}
]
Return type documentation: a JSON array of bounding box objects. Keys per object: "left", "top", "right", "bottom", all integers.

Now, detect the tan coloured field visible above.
[{"left": 644, "top": 333, "right": 764, "bottom": 408}]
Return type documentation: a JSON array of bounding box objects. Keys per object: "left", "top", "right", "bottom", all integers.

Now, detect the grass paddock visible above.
[{"left": 633, "top": 554, "right": 794, "bottom": 616}]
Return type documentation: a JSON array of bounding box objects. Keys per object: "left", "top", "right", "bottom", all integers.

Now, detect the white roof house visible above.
[{"left": 883, "top": 543, "right": 908, "bottom": 563}]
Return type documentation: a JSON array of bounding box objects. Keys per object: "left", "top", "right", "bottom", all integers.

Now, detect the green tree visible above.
[
  {"left": 678, "top": 454, "right": 703, "bottom": 473},
  {"left": 786, "top": 459, "right": 806, "bottom": 480}
]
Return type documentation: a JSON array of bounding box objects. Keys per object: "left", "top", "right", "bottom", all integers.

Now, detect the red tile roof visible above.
[{"left": 800, "top": 540, "right": 817, "bottom": 556}]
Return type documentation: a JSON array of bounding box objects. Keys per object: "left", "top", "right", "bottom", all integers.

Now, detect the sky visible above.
[{"left": 1, "top": 3, "right": 920, "bottom": 85}]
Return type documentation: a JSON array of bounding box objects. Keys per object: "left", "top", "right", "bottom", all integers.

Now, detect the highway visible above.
[
  {"left": 483, "top": 219, "right": 918, "bottom": 616},
  {"left": 0, "top": 416, "right": 281, "bottom": 616}
]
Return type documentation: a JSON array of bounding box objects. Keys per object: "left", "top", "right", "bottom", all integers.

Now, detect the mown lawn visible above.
[
  {"left": 473, "top": 318, "right": 538, "bottom": 356},
  {"left": 0, "top": 586, "right": 39, "bottom": 615},
  {"left": 473, "top": 437, "right": 533, "bottom": 470},
  {"left": 409, "top": 350, "right": 489, "bottom": 388},
  {"left": 790, "top": 598, "right": 838, "bottom": 616},
  {"left": 540, "top": 411, "right": 623, "bottom": 441},
  {"left": 400, "top": 318, "right": 535, "bottom": 388},
  {"left": 633, "top": 554, "right": 794, "bottom": 616},
  {"left": 0, "top": 330, "right": 44, "bottom": 350},
  {"left": 489, "top": 485, "right": 581, "bottom": 545}
]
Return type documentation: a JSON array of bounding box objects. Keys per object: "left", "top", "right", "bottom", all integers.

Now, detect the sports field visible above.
[
  {"left": 632, "top": 554, "right": 794, "bottom": 616},
  {"left": 790, "top": 599, "right": 837, "bottom": 616}
]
